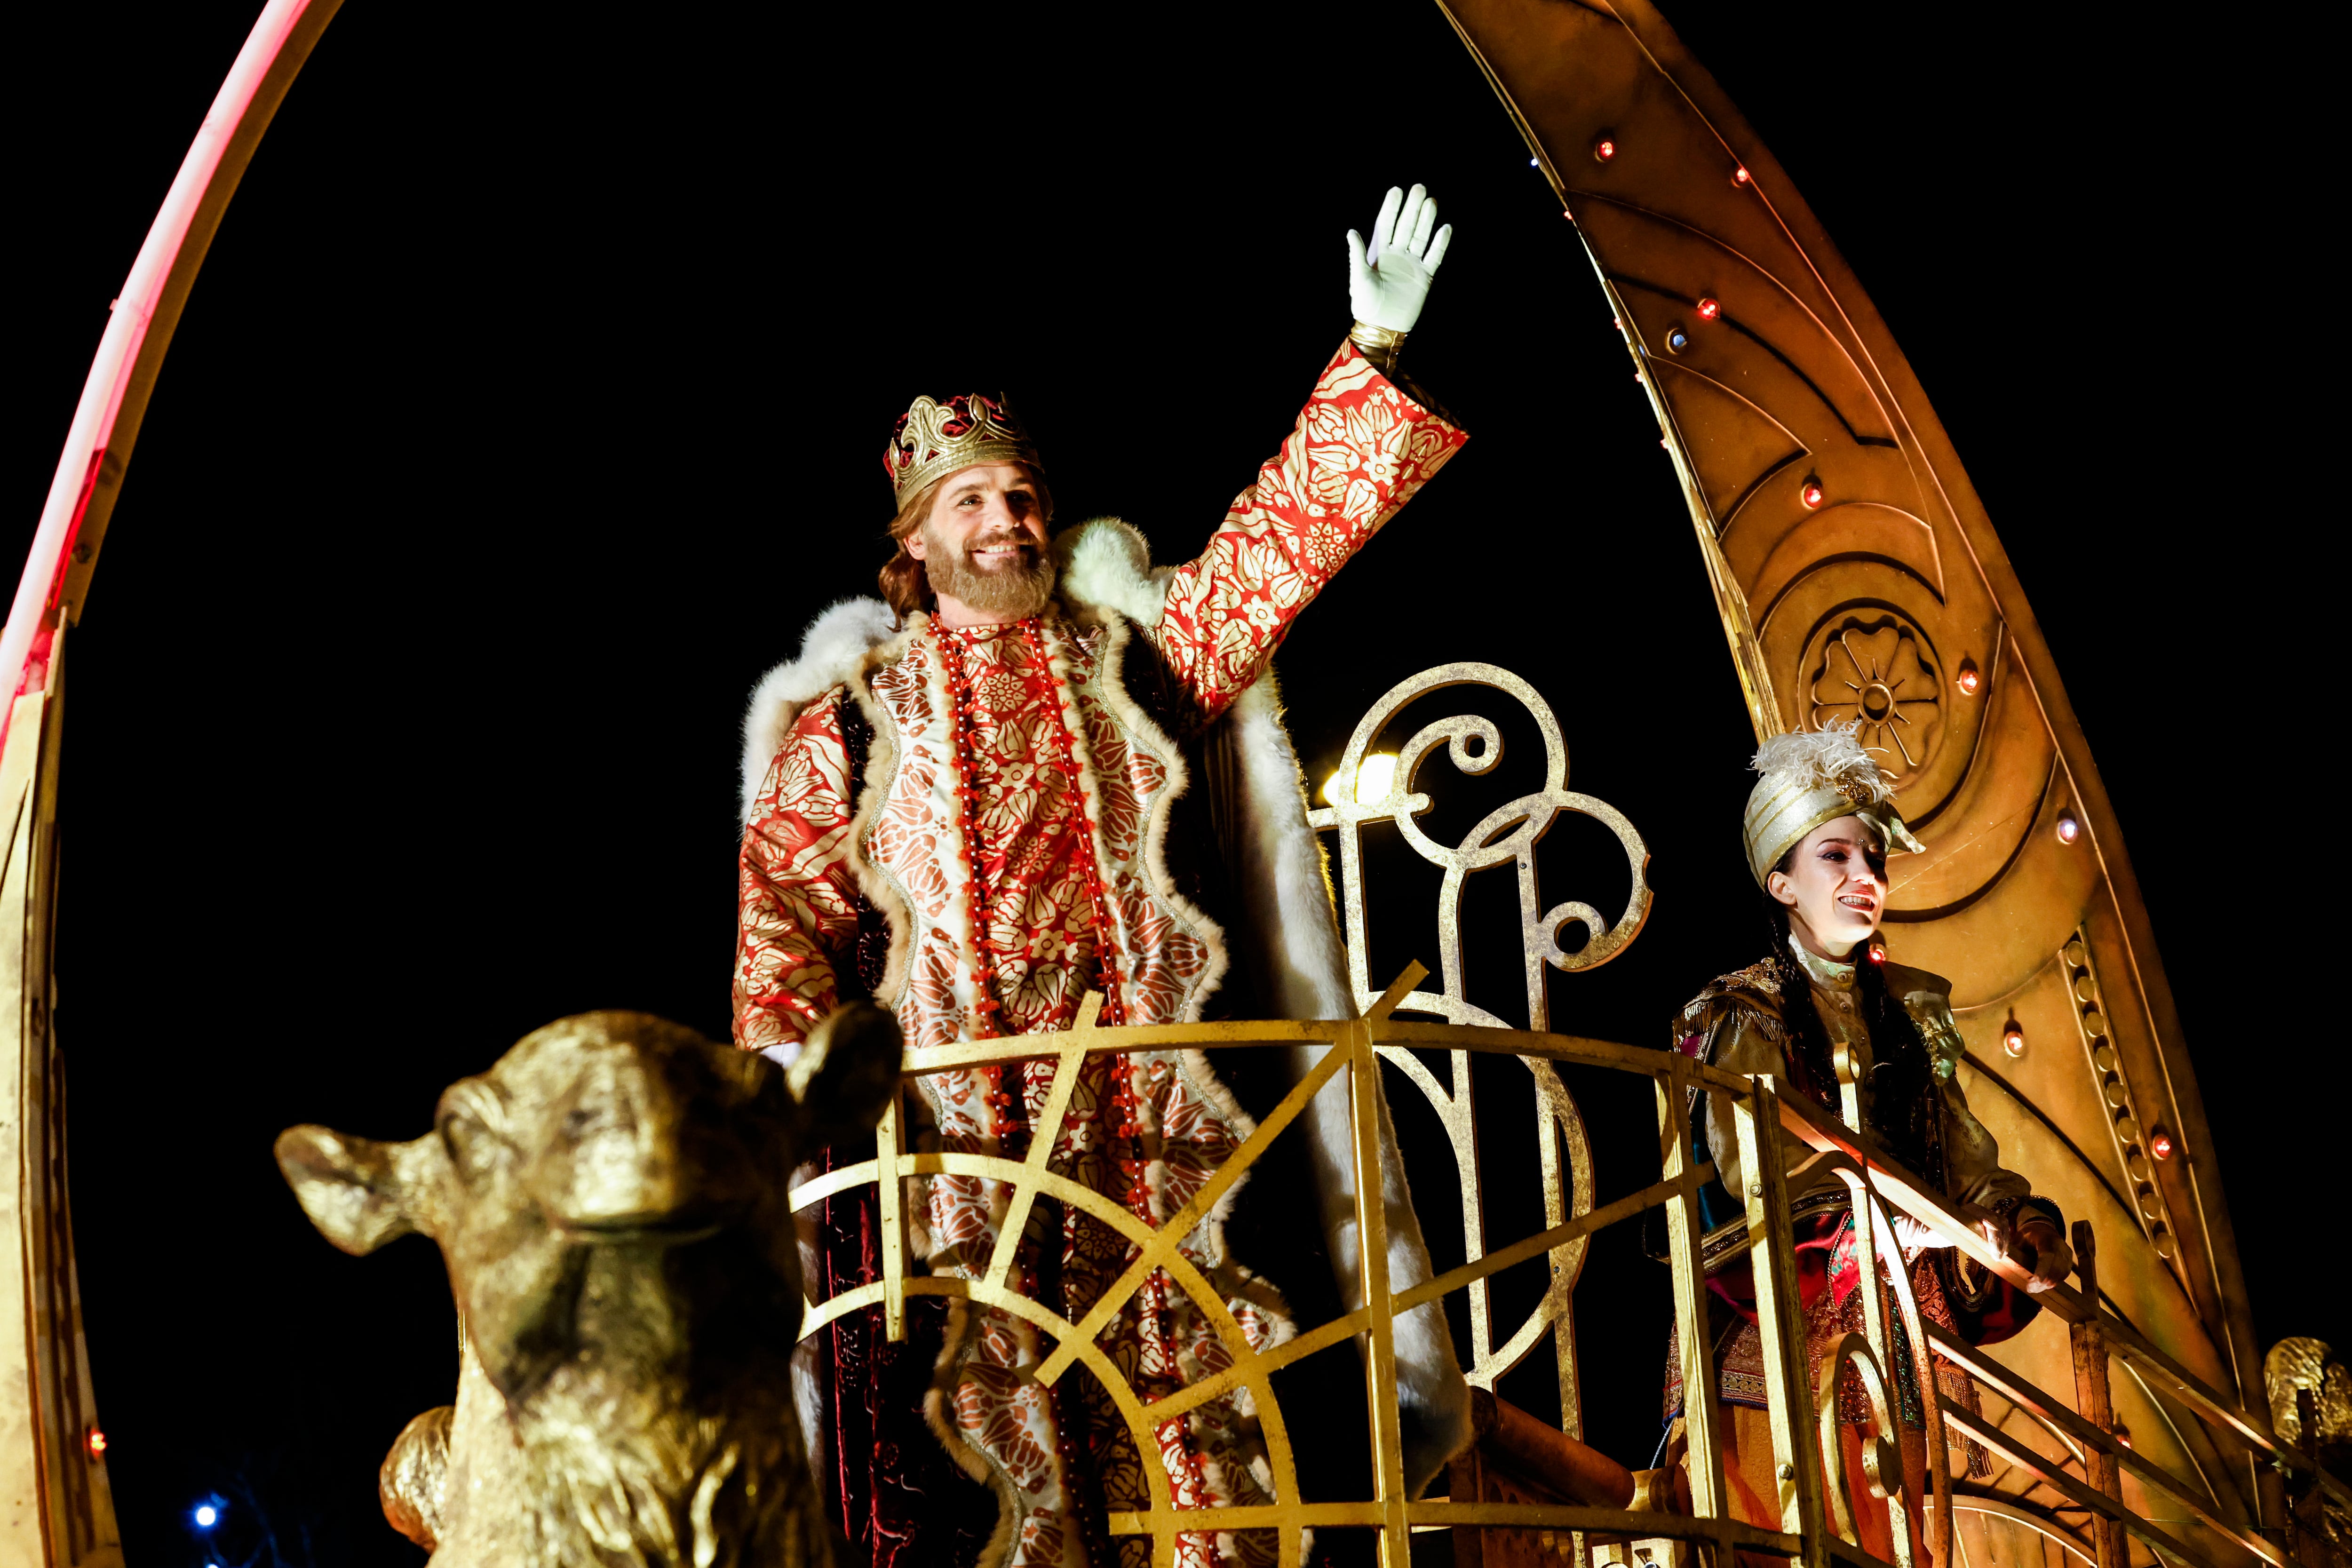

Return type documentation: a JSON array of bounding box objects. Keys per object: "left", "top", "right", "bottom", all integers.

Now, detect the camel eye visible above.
[
  {"left": 437, "top": 1081, "right": 510, "bottom": 1180},
  {"left": 441, "top": 1111, "right": 496, "bottom": 1178}
]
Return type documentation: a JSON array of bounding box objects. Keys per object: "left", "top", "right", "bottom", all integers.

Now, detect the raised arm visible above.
[
  {"left": 1153, "top": 185, "right": 1468, "bottom": 721},
  {"left": 733, "top": 693, "right": 866, "bottom": 1061}
]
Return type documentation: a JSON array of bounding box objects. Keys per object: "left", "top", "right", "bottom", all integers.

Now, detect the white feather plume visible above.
[{"left": 1750, "top": 722, "right": 1891, "bottom": 805}]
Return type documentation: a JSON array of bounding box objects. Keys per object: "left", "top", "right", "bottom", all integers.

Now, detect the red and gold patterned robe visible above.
[{"left": 736, "top": 342, "right": 1464, "bottom": 1568}]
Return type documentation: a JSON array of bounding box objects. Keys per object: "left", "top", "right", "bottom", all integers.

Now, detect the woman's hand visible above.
[
  {"left": 1890, "top": 1213, "right": 1947, "bottom": 1258},
  {"left": 1347, "top": 184, "right": 1452, "bottom": 334},
  {"left": 1967, "top": 1205, "right": 2073, "bottom": 1292},
  {"left": 2013, "top": 1216, "right": 2074, "bottom": 1293}
]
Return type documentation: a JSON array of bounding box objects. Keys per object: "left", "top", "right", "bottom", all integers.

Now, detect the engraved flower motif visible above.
[{"left": 1807, "top": 616, "right": 1942, "bottom": 776}]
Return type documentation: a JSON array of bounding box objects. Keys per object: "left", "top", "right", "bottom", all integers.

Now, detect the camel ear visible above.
[
  {"left": 788, "top": 1003, "right": 903, "bottom": 1148},
  {"left": 276, "top": 1125, "right": 423, "bottom": 1255}
]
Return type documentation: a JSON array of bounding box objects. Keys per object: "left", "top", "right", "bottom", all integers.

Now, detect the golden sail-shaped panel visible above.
[{"left": 1427, "top": 0, "right": 2264, "bottom": 1536}]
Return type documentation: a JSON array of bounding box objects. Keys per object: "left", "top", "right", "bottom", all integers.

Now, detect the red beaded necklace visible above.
[{"left": 935, "top": 615, "right": 1208, "bottom": 1537}]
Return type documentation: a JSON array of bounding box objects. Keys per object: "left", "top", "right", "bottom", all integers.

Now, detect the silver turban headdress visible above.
[{"left": 1743, "top": 724, "right": 1924, "bottom": 887}]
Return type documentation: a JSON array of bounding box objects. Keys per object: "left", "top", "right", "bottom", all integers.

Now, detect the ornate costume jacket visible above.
[
  {"left": 1662, "top": 939, "right": 2059, "bottom": 1458},
  {"left": 735, "top": 342, "right": 1464, "bottom": 1568}
]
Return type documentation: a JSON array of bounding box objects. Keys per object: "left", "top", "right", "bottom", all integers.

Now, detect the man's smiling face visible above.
[{"left": 906, "top": 463, "right": 1056, "bottom": 622}]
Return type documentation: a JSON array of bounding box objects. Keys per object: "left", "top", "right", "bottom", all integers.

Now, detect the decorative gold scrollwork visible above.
[
  {"left": 1309, "top": 661, "right": 1653, "bottom": 1023},
  {"left": 1307, "top": 662, "right": 1651, "bottom": 1433},
  {"left": 1817, "top": 1331, "right": 1907, "bottom": 1553}
]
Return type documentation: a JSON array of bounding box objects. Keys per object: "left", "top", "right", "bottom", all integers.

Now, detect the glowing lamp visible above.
[
  {"left": 1695, "top": 296, "right": 1721, "bottom": 321},
  {"left": 1956, "top": 661, "right": 1981, "bottom": 695},
  {"left": 1593, "top": 136, "right": 1617, "bottom": 162},
  {"left": 195, "top": 1504, "right": 220, "bottom": 1529},
  {"left": 1667, "top": 328, "right": 1689, "bottom": 352},
  {"left": 1867, "top": 941, "right": 1886, "bottom": 964},
  {"left": 85, "top": 1427, "right": 105, "bottom": 1458},
  {"left": 1800, "top": 480, "right": 1825, "bottom": 509},
  {"left": 1322, "top": 753, "right": 1399, "bottom": 807},
  {"left": 2150, "top": 1127, "right": 2175, "bottom": 1161},
  {"left": 2055, "top": 813, "right": 2081, "bottom": 844},
  {"left": 1733, "top": 166, "right": 1752, "bottom": 184},
  {"left": 2002, "top": 1024, "right": 2026, "bottom": 1058},
  {"left": 1529, "top": 157, "right": 1539, "bottom": 168}
]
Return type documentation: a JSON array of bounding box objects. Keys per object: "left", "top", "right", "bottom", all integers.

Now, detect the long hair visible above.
[
  {"left": 877, "top": 464, "right": 1056, "bottom": 626},
  {"left": 1757, "top": 857, "right": 1946, "bottom": 1190}
]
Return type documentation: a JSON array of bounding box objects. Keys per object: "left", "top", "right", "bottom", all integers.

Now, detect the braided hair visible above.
[{"left": 1758, "top": 853, "right": 1947, "bottom": 1192}]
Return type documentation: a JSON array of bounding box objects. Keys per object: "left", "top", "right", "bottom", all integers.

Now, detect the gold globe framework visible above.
[{"left": 792, "top": 964, "right": 2322, "bottom": 1568}]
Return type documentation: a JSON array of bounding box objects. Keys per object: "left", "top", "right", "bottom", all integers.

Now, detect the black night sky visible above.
[{"left": 9, "top": 3, "right": 2336, "bottom": 1561}]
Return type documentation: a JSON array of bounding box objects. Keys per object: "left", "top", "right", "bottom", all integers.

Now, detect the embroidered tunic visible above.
[
  {"left": 736, "top": 342, "right": 1462, "bottom": 1054},
  {"left": 735, "top": 342, "right": 1465, "bottom": 1568}
]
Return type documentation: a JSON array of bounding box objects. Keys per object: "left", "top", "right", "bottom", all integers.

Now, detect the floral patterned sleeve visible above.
[
  {"left": 1153, "top": 340, "right": 1467, "bottom": 721},
  {"left": 733, "top": 691, "right": 865, "bottom": 1060}
]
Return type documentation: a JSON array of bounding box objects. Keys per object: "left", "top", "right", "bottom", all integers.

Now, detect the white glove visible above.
[{"left": 1346, "top": 183, "right": 1453, "bottom": 334}]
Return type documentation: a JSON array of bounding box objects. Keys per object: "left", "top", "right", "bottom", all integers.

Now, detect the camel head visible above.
[{"left": 277, "top": 1005, "right": 899, "bottom": 1564}]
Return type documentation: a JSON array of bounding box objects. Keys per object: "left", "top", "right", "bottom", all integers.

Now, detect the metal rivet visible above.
[{"left": 1779, "top": 1463, "right": 1796, "bottom": 1481}]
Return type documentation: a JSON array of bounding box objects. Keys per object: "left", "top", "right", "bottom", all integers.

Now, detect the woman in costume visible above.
[{"left": 1665, "top": 726, "right": 2074, "bottom": 1556}]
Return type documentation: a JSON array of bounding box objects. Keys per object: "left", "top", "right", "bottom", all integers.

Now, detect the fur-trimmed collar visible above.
[
  {"left": 738, "top": 519, "right": 1164, "bottom": 820},
  {"left": 737, "top": 597, "right": 904, "bottom": 821}
]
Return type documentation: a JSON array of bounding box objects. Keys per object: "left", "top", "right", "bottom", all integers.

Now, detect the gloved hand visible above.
[{"left": 1347, "top": 183, "right": 1453, "bottom": 334}]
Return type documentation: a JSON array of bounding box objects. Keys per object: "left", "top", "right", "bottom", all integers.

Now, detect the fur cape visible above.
[{"left": 737, "top": 517, "right": 1354, "bottom": 1024}]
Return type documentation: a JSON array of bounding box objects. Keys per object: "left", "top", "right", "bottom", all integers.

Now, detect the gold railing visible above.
[
  {"left": 789, "top": 967, "right": 2345, "bottom": 1568},
  {"left": 790, "top": 663, "right": 2338, "bottom": 1568}
]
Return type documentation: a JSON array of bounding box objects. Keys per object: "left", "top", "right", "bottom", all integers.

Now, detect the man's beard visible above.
[{"left": 922, "top": 525, "right": 1058, "bottom": 619}]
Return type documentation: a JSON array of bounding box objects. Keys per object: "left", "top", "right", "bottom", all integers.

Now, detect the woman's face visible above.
[{"left": 1768, "top": 815, "right": 1888, "bottom": 958}]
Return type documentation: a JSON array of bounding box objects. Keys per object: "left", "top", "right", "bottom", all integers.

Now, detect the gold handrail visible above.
[{"left": 789, "top": 968, "right": 2341, "bottom": 1568}]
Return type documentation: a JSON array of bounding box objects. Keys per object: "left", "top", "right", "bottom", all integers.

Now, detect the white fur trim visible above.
[
  {"left": 1223, "top": 674, "right": 1356, "bottom": 1020},
  {"left": 739, "top": 597, "right": 900, "bottom": 821},
  {"left": 1056, "top": 517, "right": 1172, "bottom": 622}
]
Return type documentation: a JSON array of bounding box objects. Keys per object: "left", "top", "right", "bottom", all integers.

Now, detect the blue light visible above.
[{"left": 194, "top": 1503, "right": 219, "bottom": 1529}]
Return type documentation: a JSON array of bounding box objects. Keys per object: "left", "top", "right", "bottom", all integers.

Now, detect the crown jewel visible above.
[{"left": 884, "top": 392, "right": 1040, "bottom": 504}]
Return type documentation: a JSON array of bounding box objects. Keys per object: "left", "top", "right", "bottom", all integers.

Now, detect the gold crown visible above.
[{"left": 883, "top": 392, "right": 1039, "bottom": 504}]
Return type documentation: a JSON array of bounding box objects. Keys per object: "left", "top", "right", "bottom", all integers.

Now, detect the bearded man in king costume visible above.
[{"left": 735, "top": 186, "right": 1469, "bottom": 1568}]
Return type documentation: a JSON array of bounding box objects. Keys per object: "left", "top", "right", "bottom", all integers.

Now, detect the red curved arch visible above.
[{"left": 0, "top": 0, "right": 344, "bottom": 745}]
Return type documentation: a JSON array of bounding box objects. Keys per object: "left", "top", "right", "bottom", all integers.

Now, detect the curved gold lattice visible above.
[
  {"left": 790, "top": 979, "right": 2308, "bottom": 1568},
  {"left": 1306, "top": 662, "right": 1648, "bottom": 1434}
]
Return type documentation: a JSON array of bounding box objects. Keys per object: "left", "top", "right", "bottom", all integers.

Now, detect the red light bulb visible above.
[
  {"left": 86, "top": 1427, "right": 106, "bottom": 1458},
  {"left": 2150, "top": 1128, "right": 2175, "bottom": 1161},
  {"left": 2002, "top": 1024, "right": 2026, "bottom": 1058},
  {"left": 1800, "top": 480, "right": 1825, "bottom": 509},
  {"left": 1956, "top": 662, "right": 1980, "bottom": 695},
  {"left": 1733, "top": 166, "right": 1752, "bottom": 184},
  {"left": 2056, "top": 813, "right": 2081, "bottom": 844},
  {"left": 1695, "top": 296, "right": 1721, "bottom": 321},
  {"left": 1867, "top": 942, "right": 1887, "bottom": 964},
  {"left": 1594, "top": 136, "right": 1617, "bottom": 162}
]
